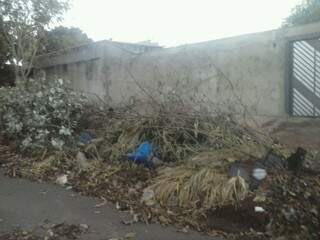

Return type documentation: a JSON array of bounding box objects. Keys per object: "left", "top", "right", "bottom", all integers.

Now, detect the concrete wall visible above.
[
  {"left": 34, "top": 22, "right": 320, "bottom": 117},
  {"left": 35, "top": 40, "right": 162, "bottom": 101},
  {"left": 116, "top": 30, "right": 285, "bottom": 116}
]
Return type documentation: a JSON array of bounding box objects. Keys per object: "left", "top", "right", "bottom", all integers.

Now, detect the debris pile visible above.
[
  {"left": 265, "top": 172, "right": 320, "bottom": 239},
  {"left": 80, "top": 103, "right": 273, "bottom": 163},
  {"left": 1, "top": 101, "right": 319, "bottom": 239}
]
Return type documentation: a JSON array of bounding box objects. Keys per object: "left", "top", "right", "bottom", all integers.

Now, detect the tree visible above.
[
  {"left": 0, "top": 20, "right": 15, "bottom": 86},
  {"left": 42, "top": 26, "right": 92, "bottom": 53},
  {"left": 0, "top": 0, "right": 69, "bottom": 82},
  {"left": 284, "top": 0, "right": 320, "bottom": 26}
]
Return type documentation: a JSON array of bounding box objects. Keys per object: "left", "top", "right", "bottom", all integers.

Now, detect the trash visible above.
[
  {"left": 253, "top": 194, "right": 266, "bottom": 202},
  {"left": 75, "top": 151, "right": 90, "bottom": 170},
  {"left": 141, "top": 188, "right": 156, "bottom": 206},
  {"left": 252, "top": 168, "right": 267, "bottom": 181},
  {"left": 151, "top": 157, "right": 163, "bottom": 167},
  {"left": 56, "top": 174, "right": 68, "bottom": 186},
  {"left": 124, "top": 232, "right": 136, "bottom": 239},
  {"left": 79, "top": 224, "right": 89, "bottom": 230},
  {"left": 94, "top": 197, "right": 107, "bottom": 208},
  {"left": 120, "top": 213, "right": 139, "bottom": 225},
  {"left": 79, "top": 131, "right": 94, "bottom": 145},
  {"left": 287, "top": 147, "right": 307, "bottom": 172},
  {"left": 254, "top": 206, "right": 265, "bottom": 213},
  {"left": 127, "top": 142, "right": 153, "bottom": 167},
  {"left": 281, "top": 207, "right": 296, "bottom": 221},
  {"left": 226, "top": 157, "right": 237, "bottom": 163},
  {"left": 262, "top": 151, "right": 284, "bottom": 171},
  {"left": 181, "top": 226, "right": 189, "bottom": 233}
]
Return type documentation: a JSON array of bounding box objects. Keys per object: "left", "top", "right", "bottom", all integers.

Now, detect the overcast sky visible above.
[{"left": 62, "top": 0, "right": 302, "bottom": 47}]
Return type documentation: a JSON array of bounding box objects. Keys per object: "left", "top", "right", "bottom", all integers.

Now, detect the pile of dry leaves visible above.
[{"left": 264, "top": 171, "right": 320, "bottom": 239}]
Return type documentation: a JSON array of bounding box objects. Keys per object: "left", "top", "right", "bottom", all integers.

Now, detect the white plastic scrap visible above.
[
  {"left": 252, "top": 168, "right": 267, "bottom": 181},
  {"left": 56, "top": 174, "right": 68, "bottom": 186},
  {"left": 255, "top": 206, "right": 265, "bottom": 213},
  {"left": 141, "top": 188, "right": 156, "bottom": 206}
]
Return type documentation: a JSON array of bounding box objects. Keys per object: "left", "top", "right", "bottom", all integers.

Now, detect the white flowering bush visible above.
[{"left": 0, "top": 78, "right": 86, "bottom": 151}]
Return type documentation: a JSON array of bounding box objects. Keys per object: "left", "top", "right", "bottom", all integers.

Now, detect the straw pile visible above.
[
  {"left": 152, "top": 165, "right": 249, "bottom": 209},
  {"left": 82, "top": 101, "right": 272, "bottom": 165}
]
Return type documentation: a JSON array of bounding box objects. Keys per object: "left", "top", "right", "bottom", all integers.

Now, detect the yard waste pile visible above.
[{"left": 1, "top": 91, "right": 319, "bottom": 239}]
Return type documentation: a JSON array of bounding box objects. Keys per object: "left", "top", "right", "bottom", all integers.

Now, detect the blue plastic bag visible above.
[
  {"left": 79, "top": 131, "right": 94, "bottom": 145},
  {"left": 127, "top": 141, "right": 153, "bottom": 167}
]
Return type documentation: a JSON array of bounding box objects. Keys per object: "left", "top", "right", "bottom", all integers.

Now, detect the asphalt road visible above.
[{"left": 0, "top": 170, "right": 217, "bottom": 240}]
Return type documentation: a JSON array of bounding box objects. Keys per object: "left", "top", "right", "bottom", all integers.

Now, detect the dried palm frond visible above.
[
  {"left": 221, "top": 175, "right": 249, "bottom": 207},
  {"left": 152, "top": 165, "right": 249, "bottom": 209}
]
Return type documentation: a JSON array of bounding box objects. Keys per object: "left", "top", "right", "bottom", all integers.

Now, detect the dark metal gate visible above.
[{"left": 289, "top": 38, "right": 320, "bottom": 117}]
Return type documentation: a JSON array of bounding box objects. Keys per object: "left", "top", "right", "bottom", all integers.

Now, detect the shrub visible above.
[{"left": 0, "top": 78, "right": 86, "bottom": 151}]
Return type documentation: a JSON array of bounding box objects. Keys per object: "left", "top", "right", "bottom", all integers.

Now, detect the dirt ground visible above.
[{"left": 265, "top": 118, "right": 320, "bottom": 151}]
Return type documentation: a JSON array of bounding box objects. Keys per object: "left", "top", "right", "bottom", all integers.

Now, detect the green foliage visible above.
[
  {"left": 0, "top": 78, "right": 86, "bottom": 151},
  {"left": 284, "top": 0, "right": 320, "bottom": 26},
  {"left": 43, "top": 26, "right": 92, "bottom": 53},
  {"left": 0, "top": 21, "right": 9, "bottom": 66},
  {"left": 0, "top": 0, "right": 70, "bottom": 80},
  {"left": 0, "top": 0, "right": 69, "bottom": 28}
]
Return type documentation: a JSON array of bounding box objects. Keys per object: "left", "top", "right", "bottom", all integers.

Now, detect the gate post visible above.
[{"left": 284, "top": 41, "right": 294, "bottom": 116}]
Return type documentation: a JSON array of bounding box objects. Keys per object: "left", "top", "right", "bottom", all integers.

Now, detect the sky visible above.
[{"left": 62, "top": 0, "right": 303, "bottom": 47}]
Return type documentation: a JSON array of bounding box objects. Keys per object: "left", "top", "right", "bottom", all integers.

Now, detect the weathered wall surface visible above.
[
  {"left": 34, "top": 22, "right": 320, "bottom": 117},
  {"left": 35, "top": 41, "right": 161, "bottom": 101},
  {"left": 115, "top": 31, "right": 285, "bottom": 116}
]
